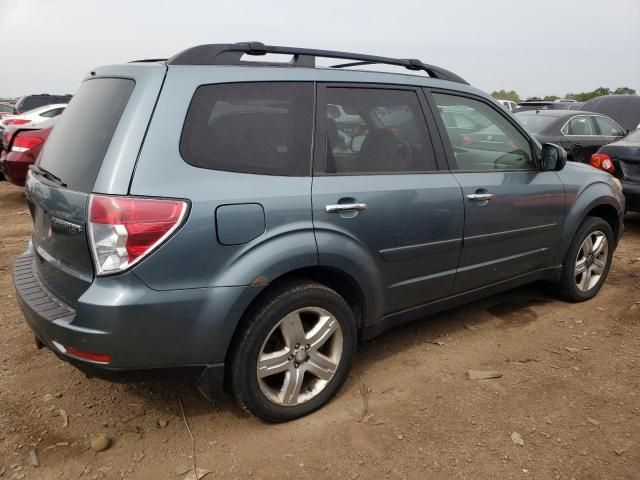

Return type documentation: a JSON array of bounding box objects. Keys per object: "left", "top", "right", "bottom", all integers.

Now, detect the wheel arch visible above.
[
  {"left": 555, "top": 188, "right": 623, "bottom": 265},
  {"left": 222, "top": 264, "right": 374, "bottom": 388}
]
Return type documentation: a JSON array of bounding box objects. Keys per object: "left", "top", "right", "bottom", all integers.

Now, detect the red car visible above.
[{"left": 1, "top": 117, "right": 56, "bottom": 186}]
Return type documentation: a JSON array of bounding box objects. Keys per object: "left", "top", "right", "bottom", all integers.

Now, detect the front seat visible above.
[{"left": 359, "top": 128, "right": 400, "bottom": 172}]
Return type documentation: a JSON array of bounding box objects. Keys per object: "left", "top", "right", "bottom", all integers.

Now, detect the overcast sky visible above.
[{"left": 1, "top": 0, "right": 639, "bottom": 99}]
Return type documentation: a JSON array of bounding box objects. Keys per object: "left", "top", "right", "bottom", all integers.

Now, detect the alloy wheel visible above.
[
  {"left": 575, "top": 230, "right": 608, "bottom": 292},
  {"left": 257, "top": 307, "right": 343, "bottom": 407}
]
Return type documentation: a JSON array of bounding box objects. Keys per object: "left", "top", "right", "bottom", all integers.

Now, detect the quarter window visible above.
[
  {"left": 594, "top": 116, "right": 624, "bottom": 136},
  {"left": 562, "top": 116, "right": 596, "bottom": 136},
  {"left": 180, "top": 82, "right": 314, "bottom": 176},
  {"left": 432, "top": 93, "right": 535, "bottom": 171},
  {"left": 323, "top": 88, "right": 437, "bottom": 174}
]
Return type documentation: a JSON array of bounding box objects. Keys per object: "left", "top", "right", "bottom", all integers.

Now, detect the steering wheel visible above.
[{"left": 396, "top": 140, "right": 413, "bottom": 166}]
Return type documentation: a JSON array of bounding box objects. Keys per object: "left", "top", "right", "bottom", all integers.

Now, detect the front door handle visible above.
[
  {"left": 466, "top": 193, "right": 495, "bottom": 201},
  {"left": 326, "top": 203, "right": 368, "bottom": 213}
]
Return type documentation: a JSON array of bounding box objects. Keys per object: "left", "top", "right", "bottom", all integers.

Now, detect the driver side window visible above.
[
  {"left": 432, "top": 93, "right": 535, "bottom": 171},
  {"left": 324, "top": 87, "right": 437, "bottom": 174}
]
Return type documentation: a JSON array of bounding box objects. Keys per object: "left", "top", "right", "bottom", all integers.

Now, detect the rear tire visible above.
[
  {"left": 556, "top": 216, "right": 614, "bottom": 302},
  {"left": 229, "top": 280, "right": 357, "bottom": 423}
]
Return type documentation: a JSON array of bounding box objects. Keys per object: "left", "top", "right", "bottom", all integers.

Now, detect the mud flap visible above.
[{"left": 195, "top": 363, "right": 226, "bottom": 401}]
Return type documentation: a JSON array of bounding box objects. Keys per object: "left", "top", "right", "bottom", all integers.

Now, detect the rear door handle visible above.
[
  {"left": 466, "top": 193, "right": 495, "bottom": 201},
  {"left": 326, "top": 203, "right": 368, "bottom": 213}
]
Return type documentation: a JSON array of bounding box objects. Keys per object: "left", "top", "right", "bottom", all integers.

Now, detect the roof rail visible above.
[{"left": 166, "top": 42, "right": 468, "bottom": 85}]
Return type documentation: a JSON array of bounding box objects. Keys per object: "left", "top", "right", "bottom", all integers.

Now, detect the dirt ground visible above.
[{"left": 1, "top": 180, "right": 639, "bottom": 480}]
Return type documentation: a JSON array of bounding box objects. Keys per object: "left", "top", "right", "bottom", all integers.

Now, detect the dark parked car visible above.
[
  {"left": 515, "top": 110, "right": 626, "bottom": 163},
  {"left": 13, "top": 42, "right": 625, "bottom": 422},
  {"left": 580, "top": 95, "right": 640, "bottom": 133},
  {"left": 13, "top": 94, "right": 72, "bottom": 114},
  {"left": 591, "top": 128, "right": 640, "bottom": 212},
  {"left": 0, "top": 118, "right": 56, "bottom": 186}
]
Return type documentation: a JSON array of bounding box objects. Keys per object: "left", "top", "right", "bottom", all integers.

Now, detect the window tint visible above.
[
  {"left": 323, "top": 88, "right": 436, "bottom": 174},
  {"left": 433, "top": 93, "right": 535, "bottom": 171},
  {"left": 594, "top": 116, "right": 624, "bottom": 136},
  {"left": 38, "top": 78, "right": 135, "bottom": 192},
  {"left": 562, "top": 116, "right": 595, "bottom": 136},
  {"left": 0, "top": 104, "right": 12, "bottom": 113},
  {"left": 180, "top": 82, "right": 314, "bottom": 176}
]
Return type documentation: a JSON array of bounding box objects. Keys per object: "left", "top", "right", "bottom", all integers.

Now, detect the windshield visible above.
[{"left": 516, "top": 114, "right": 557, "bottom": 134}]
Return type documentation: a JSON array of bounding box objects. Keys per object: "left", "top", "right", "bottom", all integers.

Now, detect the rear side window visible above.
[
  {"left": 322, "top": 87, "right": 437, "bottom": 174},
  {"left": 37, "top": 78, "right": 135, "bottom": 192},
  {"left": 594, "top": 116, "right": 624, "bottom": 136},
  {"left": 180, "top": 82, "right": 314, "bottom": 176}
]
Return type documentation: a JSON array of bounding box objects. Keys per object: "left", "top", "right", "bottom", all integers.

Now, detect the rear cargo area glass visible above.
[{"left": 37, "top": 78, "right": 135, "bottom": 192}]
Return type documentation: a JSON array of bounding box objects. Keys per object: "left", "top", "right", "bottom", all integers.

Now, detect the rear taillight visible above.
[
  {"left": 12, "top": 134, "right": 44, "bottom": 153},
  {"left": 88, "top": 195, "right": 188, "bottom": 276},
  {"left": 590, "top": 153, "right": 615, "bottom": 174},
  {"left": 4, "top": 118, "right": 30, "bottom": 126}
]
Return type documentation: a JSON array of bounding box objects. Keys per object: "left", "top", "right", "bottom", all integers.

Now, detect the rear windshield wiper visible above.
[{"left": 29, "top": 165, "right": 67, "bottom": 188}]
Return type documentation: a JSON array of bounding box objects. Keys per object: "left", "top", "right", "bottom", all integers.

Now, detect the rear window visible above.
[
  {"left": 180, "top": 82, "right": 314, "bottom": 176},
  {"left": 516, "top": 114, "right": 557, "bottom": 134},
  {"left": 18, "top": 96, "right": 53, "bottom": 112},
  {"left": 37, "top": 78, "right": 135, "bottom": 192}
]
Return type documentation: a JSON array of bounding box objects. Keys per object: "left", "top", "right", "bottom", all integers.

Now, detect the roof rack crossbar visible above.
[{"left": 166, "top": 42, "right": 468, "bottom": 85}]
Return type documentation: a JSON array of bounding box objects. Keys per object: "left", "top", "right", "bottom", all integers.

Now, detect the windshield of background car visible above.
[{"left": 516, "top": 114, "right": 557, "bottom": 134}]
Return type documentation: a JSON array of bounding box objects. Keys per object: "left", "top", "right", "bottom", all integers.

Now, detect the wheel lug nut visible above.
[
  {"left": 294, "top": 363, "right": 299, "bottom": 368},
  {"left": 305, "top": 344, "right": 310, "bottom": 350},
  {"left": 288, "top": 355, "right": 293, "bottom": 361},
  {"left": 295, "top": 343, "right": 300, "bottom": 349}
]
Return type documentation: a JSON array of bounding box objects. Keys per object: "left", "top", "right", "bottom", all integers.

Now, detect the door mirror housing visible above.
[{"left": 541, "top": 143, "right": 568, "bottom": 171}]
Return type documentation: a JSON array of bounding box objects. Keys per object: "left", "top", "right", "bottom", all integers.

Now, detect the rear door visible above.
[
  {"left": 312, "top": 84, "right": 464, "bottom": 316},
  {"left": 559, "top": 115, "right": 605, "bottom": 163},
  {"left": 428, "top": 90, "right": 565, "bottom": 293},
  {"left": 24, "top": 67, "right": 165, "bottom": 306}
]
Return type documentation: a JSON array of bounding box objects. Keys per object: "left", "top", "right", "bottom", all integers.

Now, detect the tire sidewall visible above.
[
  {"left": 230, "top": 282, "right": 356, "bottom": 422},
  {"left": 561, "top": 217, "right": 614, "bottom": 301}
]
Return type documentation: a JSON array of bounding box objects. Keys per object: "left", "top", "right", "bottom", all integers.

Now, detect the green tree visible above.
[
  {"left": 613, "top": 87, "right": 636, "bottom": 95},
  {"left": 491, "top": 89, "right": 521, "bottom": 103},
  {"left": 543, "top": 95, "right": 560, "bottom": 101},
  {"left": 566, "top": 87, "right": 611, "bottom": 102}
]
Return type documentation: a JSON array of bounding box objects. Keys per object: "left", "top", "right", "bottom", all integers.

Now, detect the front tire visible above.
[
  {"left": 556, "top": 216, "right": 614, "bottom": 302},
  {"left": 229, "top": 281, "right": 357, "bottom": 423}
]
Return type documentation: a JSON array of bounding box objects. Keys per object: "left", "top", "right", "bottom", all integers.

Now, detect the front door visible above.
[
  {"left": 312, "top": 85, "right": 464, "bottom": 316},
  {"left": 429, "top": 91, "right": 566, "bottom": 293}
]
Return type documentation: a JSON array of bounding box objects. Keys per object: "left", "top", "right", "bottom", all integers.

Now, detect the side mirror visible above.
[
  {"left": 350, "top": 135, "right": 366, "bottom": 153},
  {"left": 541, "top": 143, "right": 568, "bottom": 171}
]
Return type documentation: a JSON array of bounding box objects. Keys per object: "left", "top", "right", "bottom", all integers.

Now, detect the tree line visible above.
[{"left": 491, "top": 87, "right": 636, "bottom": 104}]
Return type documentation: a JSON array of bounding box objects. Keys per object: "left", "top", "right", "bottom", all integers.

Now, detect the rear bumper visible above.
[
  {"left": 622, "top": 180, "right": 640, "bottom": 212},
  {"left": 13, "top": 249, "right": 262, "bottom": 394}
]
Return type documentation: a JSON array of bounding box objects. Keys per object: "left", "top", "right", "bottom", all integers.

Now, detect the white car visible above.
[
  {"left": 497, "top": 99, "right": 518, "bottom": 112},
  {"left": 0, "top": 103, "right": 67, "bottom": 129}
]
